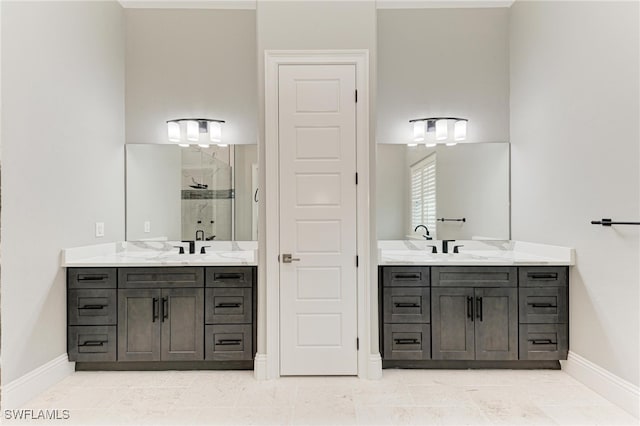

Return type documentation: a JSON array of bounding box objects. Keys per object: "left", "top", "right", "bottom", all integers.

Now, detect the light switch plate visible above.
[
  {"left": 95, "top": 222, "right": 105, "bottom": 237},
  {"left": 144, "top": 221, "right": 151, "bottom": 233}
]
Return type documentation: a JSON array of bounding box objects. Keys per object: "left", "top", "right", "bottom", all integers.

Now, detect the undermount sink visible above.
[{"left": 381, "top": 250, "right": 480, "bottom": 262}]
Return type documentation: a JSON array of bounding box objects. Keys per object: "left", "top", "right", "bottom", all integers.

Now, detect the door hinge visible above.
[
  {"left": 356, "top": 255, "right": 359, "bottom": 267},
  {"left": 357, "top": 337, "right": 360, "bottom": 350},
  {"left": 355, "top": 173, "right": 358, "bottom": 185},
  {"left": 355, "top": 90, "right": 358, "bottom": 103},
  {"left": 277, "top": 254, "right": 280, "bottom": 263}
]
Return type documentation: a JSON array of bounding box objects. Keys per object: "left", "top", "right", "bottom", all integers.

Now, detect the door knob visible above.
[{"left": 282, "top": 253, "right": 300, "bottom": 263}]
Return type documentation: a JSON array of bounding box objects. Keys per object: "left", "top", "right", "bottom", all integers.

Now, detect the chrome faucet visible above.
[
  {"left": 195, "top": 230, "right": 205, "bottom": 241},
  {"left": 414, "top": 224, "right": 432, "bottom": 240}
]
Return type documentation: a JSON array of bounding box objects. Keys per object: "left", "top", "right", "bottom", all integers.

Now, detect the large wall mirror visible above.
[
  {"left": 376, "top": 143, "right": 510, "bottom": 241},
  {"left": 126, "top": 144, "right": 258, "bottom": 241}
]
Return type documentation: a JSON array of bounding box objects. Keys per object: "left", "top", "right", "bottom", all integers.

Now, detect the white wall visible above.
[
  {"left": 256, "top": 0, "right": 378, "bottom": 356},
  {"left": 1, "top": 0, "right": 125, "bottom": 390},
  {"left": 510, "top": 0, "right": 639, "bottom": 393},
  {"left": 377, "top": 8, "right": 509, "bottom": 144},
  {"left": 126, "top": 145, "right": 181, "bottom": 240},
  {"left": 125, "top": 9, "right": 257, "bottom": 145}
]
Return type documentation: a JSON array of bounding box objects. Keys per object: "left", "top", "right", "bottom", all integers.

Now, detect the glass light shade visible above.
[
  {"left": 446, "top": 141, "right": 457, "bottom": 147},
  {"left": 407, "top": 143, "right": 418, "bottom": 147},
  {"left": 412, "top": 121, "right": 425, "bottom": 142},
  {"left": 209, "top": 121, "right": 222, "bottom": 143},
  {"left": 167, "top": 121, "right": 181, "bottom": 142},
  {"left": 425, "top": 141, "right": 437, "bottom": 148},
  {"left": 217, "top": 143, "right": 228, "bottom": 148},
  {"left": 435, "top": 119, "right": 448, "bottom": 141},
  {"left": 198, "top": 144, "right": 210, "bottom": 148},
  {"left": 178, "top": 143, "right": 190, "bottom": 148},
  {"left": 454, "top": 120, "right": 467, "bottom": 141},
  {"left": 187, "top": 121, "right": 200, "bottom": 142}
]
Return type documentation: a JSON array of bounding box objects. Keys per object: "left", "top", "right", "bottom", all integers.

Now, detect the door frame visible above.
[{"left": 262, "top": 50, "right": 376, "bottom": 379}]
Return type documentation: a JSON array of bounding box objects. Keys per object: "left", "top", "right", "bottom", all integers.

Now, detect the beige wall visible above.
[
  {"left": 377, "top": 8, "right": 509, "bottom": 144},
  {"left": 1, "top": 0, "right": 125, "bottom": 385},
  {"left": 125, "top": 9, "right": 257, "bottom": 145},
  {"left": 510, "top": 1, "right": 639, "bottom": 387}
]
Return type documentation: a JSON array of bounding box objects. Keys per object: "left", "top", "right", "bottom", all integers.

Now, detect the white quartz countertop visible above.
[
  {"left": 62, "top": 241, "right": 257, "bottom": 267},
  {"left": 378, "top": 240, "right": 574, "bottom": 266}
]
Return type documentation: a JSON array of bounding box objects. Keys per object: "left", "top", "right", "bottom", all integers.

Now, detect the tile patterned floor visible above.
[{"left": 7, "top": 369, "right": 638, "bottom": 425}]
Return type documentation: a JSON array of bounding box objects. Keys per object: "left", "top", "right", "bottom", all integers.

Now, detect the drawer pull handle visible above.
[
  {"left": 216, "top": 339, "right": 242, "bottom": 346},
  {"left": 528, "top": 273, "right": 558, "bottom": 280},
  {"left": 393, "top": 274, "right": 421, "bottom": 280},
  {"left": 528, "top": 303, "right": 556, "bottom": 308},
  {"left": 79, "top": 340, "right": 107, "bottom": 347},
  {"left": 77, "top": 275, "right": 108, "bottom": 281},
  {"left": 79, "top": 304, "right": 106, "bottom": 310},
  {"left": 394, "top": 338, "right": 420, "bottom": 345},
  {"left": 529, "top": 339, "right": 557, "bottom": 345},
  {"left": 395, "top": 303, "right": 419, "bottom": 308},
  {"left": 215, "top": 273, "right": 244, "bottom": 280},
  {"left": 216, "top": 303, "right": 242, "bottom": 308}
]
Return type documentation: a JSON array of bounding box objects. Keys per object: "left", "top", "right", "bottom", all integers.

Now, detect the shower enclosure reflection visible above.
[{"left": 126, "top": 144, "right": 258, "bottom": 241}]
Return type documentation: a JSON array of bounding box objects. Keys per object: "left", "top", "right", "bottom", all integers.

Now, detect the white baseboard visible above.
[
  {"left": 367, "top": 353, "right": 383, "bottom": 380},
  {"left": 562, "top": 351, "right": 639, "bottom": 418},
  {"left": 1, "top": 354, "right": 75, "bottom": 410},
  {"left": 253, "top": 353, "right": 268, "bottom": 381}
]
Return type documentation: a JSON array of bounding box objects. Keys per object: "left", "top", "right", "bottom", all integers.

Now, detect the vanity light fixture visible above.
[
  {"left": 408, "top": 117, "right": 468, "bottom": 147},
  {"left": 166, "top": 118, "right": 226, "bottom": 147}
]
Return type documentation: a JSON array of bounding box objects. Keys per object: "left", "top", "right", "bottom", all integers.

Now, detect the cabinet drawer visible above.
[
  {"left": 206, "top": 267, "right": 254, "bottom": 288},
  {"left": 118, "top": 267, "right": 204, "bottom": 289},
  {"left": 432, "top": 267, "right": 517, "bottom": 287},
  {"left": 205, "top": 324, "right": 253, "bottom": 361},
  {"left": 382, "top": 267, "right": 430, "bottom": 287},
  {"left": 68, "top": 289, "right": 117, "bottom": 326},
  {"left": 205, "top": 287, "right": 252, "bottom": 324},
  {"left": 519, "top": 267, "right": 568, "bottom": 287},
  {"left": 519, "top": 287, "right": 567, "bottom": 324},
  {"left": 383, "top": 287, "right": 430, "bottom": 324},
  {"left": 68, "top": 326, "right": 117, "bottom": 362},
  {"left": 383, "top": 324, "right": 431, "bottom": 360},
  {"left": 68, "top": 268, "right": 117, "bottom": 289},
  {"left": 519, "top": 324, "right": 568, "bottom": 360}
]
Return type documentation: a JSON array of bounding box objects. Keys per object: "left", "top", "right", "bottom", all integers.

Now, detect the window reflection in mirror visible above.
[
  {"left": 126, "top": 144, "right": 258, "bottom": 242},
  {"left": 377, "top": 143, "right": 510, "bottom": 241}
]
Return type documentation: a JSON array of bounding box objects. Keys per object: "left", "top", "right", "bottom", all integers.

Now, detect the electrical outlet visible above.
[
  {"left": 144, "top": 221, "right": 151, "bottom": 233},
  {"left": 95, "top": 222, "right": 105, "bottom": 237}
]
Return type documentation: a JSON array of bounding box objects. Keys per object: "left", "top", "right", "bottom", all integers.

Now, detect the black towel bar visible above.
[
  {"left": 591, "top": 218, "right": 640, "bottom": 226},
  {"left": 437, "top": 217, "right": 466, "bottom": 222}
]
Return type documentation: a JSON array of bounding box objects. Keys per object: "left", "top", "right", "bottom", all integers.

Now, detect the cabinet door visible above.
[
  {"left": 431, "top": 288, "right": 475, "bottom": 360},
  {"left": 161, "top": 288, "right": 204, "bottom": 361},
  {"left": 474, "top": 288, "right": 518, "bottom": 361},
  {"left": 118, "top": 289, "right": 161, "bottom": 361}
]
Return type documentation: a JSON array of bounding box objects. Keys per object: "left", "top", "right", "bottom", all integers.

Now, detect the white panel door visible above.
[{"left": 279, "top": 64, "right": 358, "bottom": 375}]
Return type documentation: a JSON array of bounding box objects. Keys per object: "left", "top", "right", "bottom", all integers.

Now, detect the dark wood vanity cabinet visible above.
[
  {"left": 67, "top": 268, "right": 118, "bottom": 362},
  {"left": 67, "top": 266, "right": 256, "bottom": 368},
  {"left": 380, "top": 267, "right": 431, "bottom": 360},
  {"left": 431, "top": 267, "right": 518, "bottom": 361},
  {"left": 205, "top": 267, "right": 256, "bottom": 361},
  {"left": 380, "top": 265, "right": 569, "bottom": 367},
  {"left": 518, "top": 267, "right": 569, "bottom": 360}
]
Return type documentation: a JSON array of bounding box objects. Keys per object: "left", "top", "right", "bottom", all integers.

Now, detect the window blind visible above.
[{"left": 410, "top": 154, "right": 436, "bottom": 238}]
